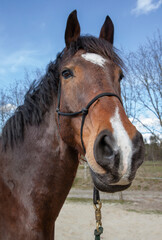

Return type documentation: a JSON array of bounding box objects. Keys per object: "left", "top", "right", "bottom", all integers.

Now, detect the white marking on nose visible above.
[
  {"left": 81, "top": 53, "right": 107, "bottom": 67},
  {"left": 110, "top": 107, "right": 133, "bottom": 179}
]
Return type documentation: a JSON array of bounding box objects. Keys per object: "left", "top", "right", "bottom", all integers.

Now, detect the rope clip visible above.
[{"left": 94, "top": 200, "right": 102, "bottom": 232}]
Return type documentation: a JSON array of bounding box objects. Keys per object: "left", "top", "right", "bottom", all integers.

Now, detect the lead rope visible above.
[{"left": 93, "top": 187, "right": 103, "bottom": 240}]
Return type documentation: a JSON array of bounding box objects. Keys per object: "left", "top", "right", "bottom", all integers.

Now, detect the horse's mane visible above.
[{"left": 2, "top": 36, "right": 124, "bottom": 150}]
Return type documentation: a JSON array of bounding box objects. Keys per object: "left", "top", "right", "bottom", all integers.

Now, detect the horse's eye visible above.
[
  {"left": 119, "top": 73, "right": 124, "bottom": 82},
  {"left": 62, "top": 69, "right": 73, "bottom": 79}
]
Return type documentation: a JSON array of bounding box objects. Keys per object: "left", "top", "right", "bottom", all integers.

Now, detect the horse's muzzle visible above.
[{"left": 92, "top": 129, "right": 144, "bottom": 192}]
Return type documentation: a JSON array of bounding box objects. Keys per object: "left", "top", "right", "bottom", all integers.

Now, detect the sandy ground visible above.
[{"left": 55, "top": 201, "right": 162, "bottom": 240}]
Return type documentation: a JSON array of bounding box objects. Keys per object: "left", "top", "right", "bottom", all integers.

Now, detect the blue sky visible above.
[{"left": 0, "top": 0, "right": 162, "bottom": 88}]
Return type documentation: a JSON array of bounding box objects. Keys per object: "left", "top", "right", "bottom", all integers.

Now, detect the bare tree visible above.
[
  {"left": 122, "top": 31, "right": 162, "bottom": 139},
  {"left": 0, "top": 89, "right": 7, "bottom": 130},
  {"left": 121, "top": 69, "right": 138, "bottom": 121},
  {"left": 0, "top": 68, "right": 43, "bottom": 133}
]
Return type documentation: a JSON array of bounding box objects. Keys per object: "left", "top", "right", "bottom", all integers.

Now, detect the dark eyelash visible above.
[
  {"left": 62, "top": 69, "right": 73, "bottom": 79},
  {"left": 119, "top": 73, "right": 124, "bottom": 82}
]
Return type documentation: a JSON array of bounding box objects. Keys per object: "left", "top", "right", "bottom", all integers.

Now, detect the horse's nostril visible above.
[
  {"left": 101, "top": 136, "right": 114, "bottom": 158},
  {"left": 94, "top": 130, "right": 118, "bottom": 171}
]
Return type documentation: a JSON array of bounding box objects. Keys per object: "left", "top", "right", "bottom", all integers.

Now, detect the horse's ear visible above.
[
  {"left": 99, "top": 16, "right": 114, "bottom": 44},
  {"left": 65, "top": 10, "right": 80, "bottom": 48}
]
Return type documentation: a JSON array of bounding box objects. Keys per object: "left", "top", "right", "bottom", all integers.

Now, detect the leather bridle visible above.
[{"left": 56, "top": 80, "right": 123, "bottom": 154}]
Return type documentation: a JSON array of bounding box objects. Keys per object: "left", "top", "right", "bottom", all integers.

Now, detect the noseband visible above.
[{"left": 56, "top": 80, "right": 123, "bottom": 154}]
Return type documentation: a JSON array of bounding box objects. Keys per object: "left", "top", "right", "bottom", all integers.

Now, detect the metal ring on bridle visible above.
[{"left": 81, "top": 108, "right": 89, "bottom": 115}]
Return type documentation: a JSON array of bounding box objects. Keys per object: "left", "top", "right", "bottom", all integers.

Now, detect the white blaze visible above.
[
  {"left": 110, "top": 107, "right": 133, "bottom": 184},
  {"left": 81, "top": 53, "right": 107, "bottom": 67}
]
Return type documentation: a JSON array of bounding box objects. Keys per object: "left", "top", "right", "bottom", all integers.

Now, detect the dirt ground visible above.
[
  {"left": 55, "top": 189, "right": 162, "bottom": 240},
  {"left": 55, "top": 201, "right": 162, "bottom": 240}
]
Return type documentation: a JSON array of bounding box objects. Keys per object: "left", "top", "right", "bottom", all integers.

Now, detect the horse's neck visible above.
[{"left": 0, "top": 105, "right": 79, "bottom": 239}]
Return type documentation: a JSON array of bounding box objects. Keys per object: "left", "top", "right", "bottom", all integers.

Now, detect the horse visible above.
[{"left": 0, "top": 10, "right": 144, "bottom": 240}]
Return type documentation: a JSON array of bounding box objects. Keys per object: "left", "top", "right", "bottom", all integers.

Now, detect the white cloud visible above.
[
  {"left": 132, "top": 0, "right": 162, "bottom": 15},
  {"left": 0, "top": 49, "right": 41, "bottom": 74},
  {"left": 129, "top": 116, "right": 162, "bottom": 142},
  {"left": 0, "top": 103, "right": 16, "bottom": 112}
]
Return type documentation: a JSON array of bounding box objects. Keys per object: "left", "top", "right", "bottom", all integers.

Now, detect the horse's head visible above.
[{"left": 57, "top": 10, "right": 144, "bottom": 193}]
